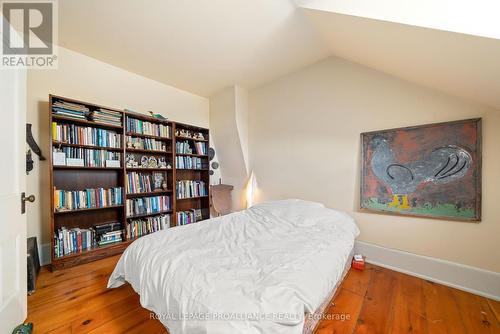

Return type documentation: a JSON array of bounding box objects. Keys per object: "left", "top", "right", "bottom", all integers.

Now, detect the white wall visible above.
[
  {"left": 248, "top": 56, "right": 500, "bottom": 273},
  {"left": 27, "top": 47, "right": 209, "bottom": 264},
  {"left": 209, "top": 86, "right": 249, "bottom": 211}
]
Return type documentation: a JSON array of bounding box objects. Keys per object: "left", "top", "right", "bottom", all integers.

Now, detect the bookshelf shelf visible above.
[
  {"left": 54, "top": 205, "right": 124, "bottom": 215},
  {"left": 175, "top": 153, "right": 208, "bottom": 158},
  {"left": 126, "top": 210, "right": 173, "bottom": 219},
  {"left": 52, "top": 141, "right": 123, "bottom": 152},
  {"left": 176, "top": 168, "right": 209, "bottom": 171},
  {"left": 126, "top": 190, "right": 172, "bottom": 197},
  {"left": 175, "top": 136, "right": 208, "bottom": 142},
  {"left": 177, "top": 195, "right": 209, "bottom": 200},
  {"left": 125, "top": 168, "right": 173, "bottom": 172},
  {"left": 49, "top": 94, "right": 209, "bottom": 270},
  {"left": 52, "top": 114, "right": 123, "bottom": 130},
  {"left": 53, "top": 166, "right": 123, "bottom": 170},
  {"left": 126, "top": 132, "right": 171, "bottom": 141},
  {"left": 53, "top": 239, "right": 133, "bottom": 263},
  {"left": 126, "top": 148, "right": 170, "bottom": 154}
]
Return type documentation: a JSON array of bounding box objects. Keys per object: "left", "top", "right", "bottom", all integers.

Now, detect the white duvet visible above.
[{"left": 108, "top": 199, "right": 359, "bottom": 334}]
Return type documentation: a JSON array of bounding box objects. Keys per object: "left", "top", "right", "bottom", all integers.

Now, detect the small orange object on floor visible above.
[{"left": 352, "top": 254, "right": 365, "bottom": 270}]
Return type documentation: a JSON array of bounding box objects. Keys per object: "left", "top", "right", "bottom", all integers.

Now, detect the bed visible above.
[{"left": 108, "top": 199, "right": 359, "bottom": 334}]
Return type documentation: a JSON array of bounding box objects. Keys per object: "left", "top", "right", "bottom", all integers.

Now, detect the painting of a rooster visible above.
[{"left": 360, "top": 119, "right": 481, "bottom": 221}]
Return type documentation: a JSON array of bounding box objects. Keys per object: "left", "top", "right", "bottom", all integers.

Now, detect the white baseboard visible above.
[
  {"left": 354, "top": 241, "right": 500, "bottom": 301},
  {"left": 40, "top": 243, "right": 51, "bottom": 266}
]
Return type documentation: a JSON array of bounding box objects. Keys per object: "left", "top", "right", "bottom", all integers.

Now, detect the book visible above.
[
  {"left": 126, "top": 214, "right": 170, "bottom": 239},
  {"left": 126, "top": 117, "right": 170, "bottom": 138},
  {"left": 176, "top": 180, "right": 207, "bottom": 199},
  {"left": 54, "top": 187, "right": 123, "bottom": 212},
  {"left": 52, "top": 122, "right": 122, "bottom": 148},
  {"left": 126, "top": 195, "right": 171, "bottom": 217}
]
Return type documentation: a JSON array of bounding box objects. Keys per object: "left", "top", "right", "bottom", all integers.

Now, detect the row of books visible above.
[
  {"left": 177, "top": 209, "right": 203, "bottom": 226},
  {"left": 126, "top": 195, "right": 171, "bottom": 217},
  {"left": 54, "top": 187, "right": 123, "bottom": 212},
  {"left": 126, "top": 136, "right": 166, "bottom": 151},
  {"left": 98, "top": 230, "right": 123, "bottom": 246},
  {"left": 126, "top": 172, "right": 155, "bottom": 194},
  {"left": 52, "top": 122, "right": 122, "bottom": 148},
  {"left": 175, "top": 156, "right": 206, "bottom": 170},
  {"left": 126, "top": 214, "right": 170, "bottom": 239},
  {"left": 54, "top": 227, "right": 95, "bottom": 257},
  {"left": 52, "top": 101, "right": 89, "bottom": 120},
  {"left": 126, "top": 117, "right": 171, "bottom": 138},
  {"left": 90, "top": 108, "right": 122, "bottom": 126},
  {"left": 176, "top": 141, "right": 207, "bottom": 155},
  {"left": 176, "top": 180, "right": 207, "bottom": 199},
  {"left": 94, "top": 222, "right": 123, "bottom": 247},
  {"left": 54, "top": 147, "right": 121, "bottom": 168}
]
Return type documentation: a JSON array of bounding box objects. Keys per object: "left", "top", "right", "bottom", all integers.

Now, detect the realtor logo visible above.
[{"left": 1, "top": 0, "right": 58, "bottom": 68}]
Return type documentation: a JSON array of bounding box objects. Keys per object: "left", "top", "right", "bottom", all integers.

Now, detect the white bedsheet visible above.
[{"left": 108, "top": 199, "right": 359, "bottom": 334}]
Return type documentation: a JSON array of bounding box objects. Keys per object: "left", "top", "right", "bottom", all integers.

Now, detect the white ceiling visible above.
[
  {"left": 58, "top": 0, "right": 500, "bottom": 108},
  {"left": 58, "top": 0, "right": 330, "bottom": 97}
]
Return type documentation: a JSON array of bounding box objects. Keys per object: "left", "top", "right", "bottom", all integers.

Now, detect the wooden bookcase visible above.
[{"left": 49, "top": 95, "right": 210, "bottom": 269}]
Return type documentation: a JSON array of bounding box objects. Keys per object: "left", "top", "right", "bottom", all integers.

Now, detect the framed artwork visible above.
[{"left": 360, "top": 118, "right": 482, "bottom": 222}]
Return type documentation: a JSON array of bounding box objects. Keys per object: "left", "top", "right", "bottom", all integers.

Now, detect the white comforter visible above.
[{"left": 108, "top": 199, "right": 359, "bottom": 334}]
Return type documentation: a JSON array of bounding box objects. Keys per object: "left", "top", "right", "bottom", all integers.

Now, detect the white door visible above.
[{"left": 0, "top": 65, "right": 28, "bottom": 331}]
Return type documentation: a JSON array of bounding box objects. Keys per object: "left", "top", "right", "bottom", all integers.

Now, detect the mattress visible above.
[
  {"left": 302, "top": 250, "right": 353, "bottom": 334},
  {"left": 108, "top": 199, "right": 359, "bottom": 334}
]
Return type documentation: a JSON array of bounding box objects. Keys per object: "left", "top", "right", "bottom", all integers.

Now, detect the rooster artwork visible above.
[{"left": 361, "top": 119, "right": 481, "bottom": 221}]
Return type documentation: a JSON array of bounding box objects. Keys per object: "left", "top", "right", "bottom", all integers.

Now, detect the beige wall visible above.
[
  {"left": 248, "top": 56, "right": 500, "bottom": 273},
  {"left": 27, "top": 47, "right": 209, "bottom": 263}
]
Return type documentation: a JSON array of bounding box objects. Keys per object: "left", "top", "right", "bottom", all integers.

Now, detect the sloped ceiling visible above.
[
  {"left": 301, "top": 7, "right": 500, "bottom": 109},
  {"left": 58, "top": 0, "right": 330, "bottom": 97},
  {"left": 58, "top": 0, "right": 500, "bottom": 108}
]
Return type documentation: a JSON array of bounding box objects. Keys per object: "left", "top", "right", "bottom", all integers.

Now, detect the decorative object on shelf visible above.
[
  {"left": 140, "top": 155, "right": 149, "bottom": 168},
  {"left": 133, "top": 141, "right": 142, "bottom": 149},
  {"left": 193, "top": 132, "right": 205, "bottom": 140},
  {"left": 148, "top": 111, "right": 167, "bottom": 120},
  {"left": 153, "top": 172, "right": 164, "bottom": 191},
  {"left": 176, "top": 128, "right": 190, "bottom": 138},
  {"left": 126, "top": 140, "right": 133, "bottom": 149},
  {"left": 148, "top": 156, "right": 158, "bottom": 168},
  {"left": 158, "top": 157, "right": 167, "bottom": 168},
  {"left": 361, "top": 118, "right": 482, "bottom": 222},
  {"left": 167, "top": 163, "right": 172, "bottom": 169},
  {"left": 126, "top": 154, "right": 138, "bottom": 168},
  {"left": 162, "top": 180, "right": 168, "bottom": 191}
]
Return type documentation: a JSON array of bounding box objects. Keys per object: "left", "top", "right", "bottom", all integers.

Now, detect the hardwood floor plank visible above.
[
  {"left": 451, "top": 288, "right": 500, "bottom": 333},
  {"left": 422, "top": 280, "right": 467, "bottom": 334},
  {"left": 486, "top": 299, "right": 500, "bottom": 323},
  {"left": 314, "top": 288, "right": 364, "bottom": 334},
  {"left": 86, "top": 306, "right": 152, "bottom": 333},
  {"left": 70, "top": 294, "right": 143, "bottom": 333},
  {"left": 340, "top": 264, "right": 373, "bottom": 297},
  {"left": 125, "top": 317, "right": 168, "bottom": 334},
  {"left": 27, "top": 284, "right": 136, "bottom": 333},
  {"left": 389, "top": 272, "right": 428, "bottom": 334},
  {"left": 353, "top": 266, "right": 398, "bottom": 334}
]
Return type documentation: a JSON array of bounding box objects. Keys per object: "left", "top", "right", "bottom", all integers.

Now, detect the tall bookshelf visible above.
[
  {"left": 49, "top": 95, "right": 210, "bottom": 269},
  {"left": 174, "top": 122, "right": 210, "bottom": 224}
]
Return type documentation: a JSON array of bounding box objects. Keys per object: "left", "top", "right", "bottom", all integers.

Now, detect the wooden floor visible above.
[{"left": 27, "top": 256, "right": 499, "bottom": 334}]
